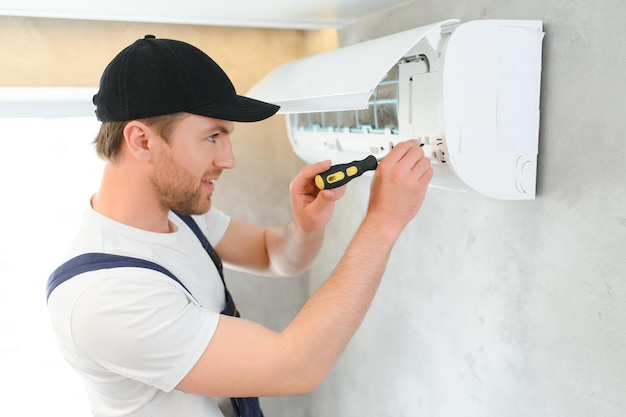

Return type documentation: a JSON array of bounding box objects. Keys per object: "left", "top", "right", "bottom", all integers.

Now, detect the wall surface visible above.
[{"left": 307, "top": 1, "right": 626, "bottom": 416}]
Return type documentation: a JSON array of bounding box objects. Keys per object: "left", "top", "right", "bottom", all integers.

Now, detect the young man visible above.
[{"left": 47, "top": 35, "right": 433, "bottom": 417}]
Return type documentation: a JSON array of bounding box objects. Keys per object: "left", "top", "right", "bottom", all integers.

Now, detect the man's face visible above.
[{"left": 149, "top": 114, "right": 235, "bottom": 215}]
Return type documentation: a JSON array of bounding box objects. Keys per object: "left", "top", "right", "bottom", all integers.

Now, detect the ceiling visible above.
[{"left": 0, "top": 0, "right": 413, "bottom": 29}]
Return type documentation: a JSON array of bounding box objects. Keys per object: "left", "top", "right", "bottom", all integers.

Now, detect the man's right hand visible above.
[{"left": 366, "top": 140, "right": 433, "bottom": 237}]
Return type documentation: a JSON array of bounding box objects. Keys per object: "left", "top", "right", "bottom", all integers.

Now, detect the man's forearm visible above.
[
  {"left": 265, "top": 219, "right": 326, "bottom": 277},
  {"left": 275, "top": 214, "right": 398, "bottom": 392}
]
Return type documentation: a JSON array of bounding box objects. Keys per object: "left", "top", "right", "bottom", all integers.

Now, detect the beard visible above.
[{"left": 149, "top": 150, "right": 213, "bottom": 216}]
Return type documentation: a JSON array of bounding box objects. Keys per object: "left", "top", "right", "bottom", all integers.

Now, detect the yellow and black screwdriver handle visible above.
[{"left": 315, "top": 155, "right": 378, "bottom": 190}]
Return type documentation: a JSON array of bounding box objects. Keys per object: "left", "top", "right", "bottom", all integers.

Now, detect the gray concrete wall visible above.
[{"left": 307, "top": 1, "right": 626, "bottom": 416}]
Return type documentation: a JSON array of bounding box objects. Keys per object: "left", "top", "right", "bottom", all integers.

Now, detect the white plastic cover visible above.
[{"left": 247, "top": 20, "right": 458, "bottom": 113}]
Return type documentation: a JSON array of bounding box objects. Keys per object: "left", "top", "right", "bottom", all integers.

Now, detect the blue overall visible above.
[{"left": 46, "top": 212, "right": 263, "bottom": 417}]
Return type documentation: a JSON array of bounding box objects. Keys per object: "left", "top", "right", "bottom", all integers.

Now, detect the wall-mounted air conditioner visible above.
[{"left": 248, "top": 19, "right": 545, "bottom": 200}]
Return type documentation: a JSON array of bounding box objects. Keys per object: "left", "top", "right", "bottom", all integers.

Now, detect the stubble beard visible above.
[{"left": 150, "top": 151, "right": 213, "bottom": 216}]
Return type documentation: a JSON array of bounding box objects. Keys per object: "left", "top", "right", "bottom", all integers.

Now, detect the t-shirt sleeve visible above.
[
  {"left": 69, "top": 269, "right": 220, "bottom": 392},
  {"left": 193, "top": 207, "right": 230, "bottom": 246}
]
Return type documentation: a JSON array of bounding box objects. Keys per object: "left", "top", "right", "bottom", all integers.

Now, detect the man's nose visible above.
[{"left": 215, "top": 138, "right": 236, "bottom": 169}]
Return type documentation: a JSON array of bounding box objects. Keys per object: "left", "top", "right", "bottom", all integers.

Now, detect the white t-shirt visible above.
[{"left": 47, "top": 205, "right": 231, "bottom": 417}]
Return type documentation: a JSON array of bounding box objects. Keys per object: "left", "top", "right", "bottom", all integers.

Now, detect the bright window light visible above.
[{"left": 0, "top": 115, "right": 103, "bottom": 416}]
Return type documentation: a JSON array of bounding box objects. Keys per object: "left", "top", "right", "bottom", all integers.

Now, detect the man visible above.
[{"left": 47, "top": 35, "right": 433, "bottom": 417}]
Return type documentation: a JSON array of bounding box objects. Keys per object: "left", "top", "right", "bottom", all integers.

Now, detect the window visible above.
[{"left": 0, "top": 115, "right": 102, "bottom": 416}]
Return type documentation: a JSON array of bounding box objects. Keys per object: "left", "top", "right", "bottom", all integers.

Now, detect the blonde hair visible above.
[{"left": 93, "top": 113, "right": 185, "bottom": 163}]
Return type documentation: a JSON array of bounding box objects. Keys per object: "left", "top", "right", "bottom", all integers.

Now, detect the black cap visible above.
[{"left": 93, "top": 35, "right": 279, "bottom": 122}]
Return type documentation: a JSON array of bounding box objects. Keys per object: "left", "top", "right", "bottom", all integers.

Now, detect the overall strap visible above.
[
  {"left": 172, "top": 212, "right": 262, "bottom": 417},
  {"left": 172, "top": 211, "right": 239, "bottom": 318},
  {"left": 172, "top": 212, "right": 224, "bottom": 274},
  {"left": 46, "top": 253, "right": 189, "bottom": 303}
]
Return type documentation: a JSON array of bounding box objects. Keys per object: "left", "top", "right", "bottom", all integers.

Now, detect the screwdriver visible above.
[{"left": 315, "top": 155, "right": 379, "bottom": 190}]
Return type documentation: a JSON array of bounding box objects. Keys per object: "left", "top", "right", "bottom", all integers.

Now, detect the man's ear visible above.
[{"left": 122, "top": 121, "right": 155, "bottom": 162}]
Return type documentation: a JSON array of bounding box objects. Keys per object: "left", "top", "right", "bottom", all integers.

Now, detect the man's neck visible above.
[{"left": 92, "top": 163, "right": 172, "bottom": 233}]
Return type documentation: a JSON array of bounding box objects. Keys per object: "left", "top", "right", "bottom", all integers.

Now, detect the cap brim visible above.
[{"left": 189, "top": 95, "right": 280, "bottom": 122}]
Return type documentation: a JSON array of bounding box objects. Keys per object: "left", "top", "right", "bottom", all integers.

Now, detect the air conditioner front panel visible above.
[{"left": 441, "top": 20, "right": 544, "bottom": 199}]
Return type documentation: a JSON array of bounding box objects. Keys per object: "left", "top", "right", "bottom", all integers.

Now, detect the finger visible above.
[
  {"left": 301, "top": 160, "right": 333, "bottom": 181},
  {"left": 382, "top": 140, "right": 422, "bottom": 165},
  {"left": 412, "top": 156, "right": 433, "bottom": 180},
  {"left": 380, "top": 143, "right": 424, "bottom": 174},
  {"left": 290, "top": 161, "right": 334, "bottom": 197},
  {"left": 405, "top": 146, "right": 427, "bottom": 170},
  {"left": 304, "top": 190, "right": 337, "bottom": 216},
  {"left": 320, "top": 185, "right": 347, "bottom": 201},
  {"left": 330, "top": 184, "right": 347, "bottom": 200},
  {"left": 395, "top": 144, "right": 425, "bottom": 167}
]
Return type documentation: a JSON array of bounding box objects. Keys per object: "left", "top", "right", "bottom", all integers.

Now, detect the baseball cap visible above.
[{"left": 93, "top": 35, "right": 279, "bottom": 122}]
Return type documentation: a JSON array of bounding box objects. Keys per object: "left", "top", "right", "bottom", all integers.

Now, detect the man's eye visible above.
[{"left": 207, "top": 134, "right": 218, "bottom": 143}]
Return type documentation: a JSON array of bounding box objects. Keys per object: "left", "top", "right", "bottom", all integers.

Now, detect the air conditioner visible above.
[{"left": 248, "top": 19, "right": 545, "bottom": 200}]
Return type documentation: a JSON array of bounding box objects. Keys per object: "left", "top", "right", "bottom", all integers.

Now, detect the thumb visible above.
[
  {"left": 306, "top": 190, "right": 336, "bottom": 214},
  {"left": 318, "top": 190, "right": 336, "bottom": 202}
]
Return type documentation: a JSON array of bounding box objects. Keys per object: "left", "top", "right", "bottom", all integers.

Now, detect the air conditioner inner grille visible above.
[{"left": 295, "top": 64, "right": 400, "bottom": 135}]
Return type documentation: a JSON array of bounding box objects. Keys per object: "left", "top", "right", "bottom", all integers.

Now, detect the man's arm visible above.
[
  {"left": 216, "top": 160, "right": 346, "bottom": 277},
  {"left": 178, "top": 140, "right": 432, "bottom": 398}
]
